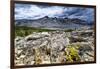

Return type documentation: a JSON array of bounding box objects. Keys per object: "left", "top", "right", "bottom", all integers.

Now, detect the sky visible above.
[{"left": 15, "top": 3, "right": 95, "bottom": 23}]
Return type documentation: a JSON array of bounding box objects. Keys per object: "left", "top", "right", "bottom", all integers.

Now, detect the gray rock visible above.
[
  {"left": 15, "top": 31, "right": 70, "bottom": 65},
  {"left": 15, "top": 30, "right": 94, "bottom": 65}
]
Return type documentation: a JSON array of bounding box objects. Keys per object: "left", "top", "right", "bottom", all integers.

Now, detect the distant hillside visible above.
[{"left": 15, "top": 16, "right": 92, "bottom": 30}]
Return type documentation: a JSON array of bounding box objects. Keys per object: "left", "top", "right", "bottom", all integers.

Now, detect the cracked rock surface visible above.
[{"left": 15, "top": 30, "right": 94, "bottom": 65}]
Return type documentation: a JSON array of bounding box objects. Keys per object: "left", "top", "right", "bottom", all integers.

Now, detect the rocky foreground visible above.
[{"left": 15, "top": 29, "right": 94, "bottom": 65}]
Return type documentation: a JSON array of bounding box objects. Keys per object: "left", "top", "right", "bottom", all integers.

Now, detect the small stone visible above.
[
  {"left": 31, "top": 61, "right": 35, "bottom": 64},
  {"left": 20, "top": 55, "right": 26, "bottom": 58}
]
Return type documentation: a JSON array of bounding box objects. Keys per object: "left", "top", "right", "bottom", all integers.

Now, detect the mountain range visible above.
[{"left": 15, "top": 16, "right": 93, "bottom": 30}]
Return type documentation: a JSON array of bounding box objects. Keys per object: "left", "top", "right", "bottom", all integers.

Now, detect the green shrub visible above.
[
  {"left": 15, "top": 26, "right": 55, "bottom": 37},
  {"left": 65, "top": 44, "right": 81, "bottom": 62},
  {"left": 64, "top": 29, "right": 73, "bottom": 32}
]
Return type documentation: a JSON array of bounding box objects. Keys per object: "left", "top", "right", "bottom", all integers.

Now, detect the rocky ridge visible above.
[{"left": 15, "top": 16, "right": 89, "bottom": 30}]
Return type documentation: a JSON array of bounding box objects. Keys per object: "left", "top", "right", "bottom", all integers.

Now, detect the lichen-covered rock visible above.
[
  {"left": 15, "top": 30, "right": 94, "bottom": 65},
  {"left": 15, "top": 31, "right": 70, "bottom": 65}
]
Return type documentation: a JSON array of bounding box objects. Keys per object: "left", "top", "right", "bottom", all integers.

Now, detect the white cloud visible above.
[
  {"left": 15, "top": 4, "right": 65, "bottom": 20},
  {"left": 15, "top": 4, "right": 94, "bottom": 23}
]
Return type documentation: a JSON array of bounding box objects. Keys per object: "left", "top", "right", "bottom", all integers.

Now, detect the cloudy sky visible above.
[{"left": 15, "top": 3, "right": 94, "bottom": 23}]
